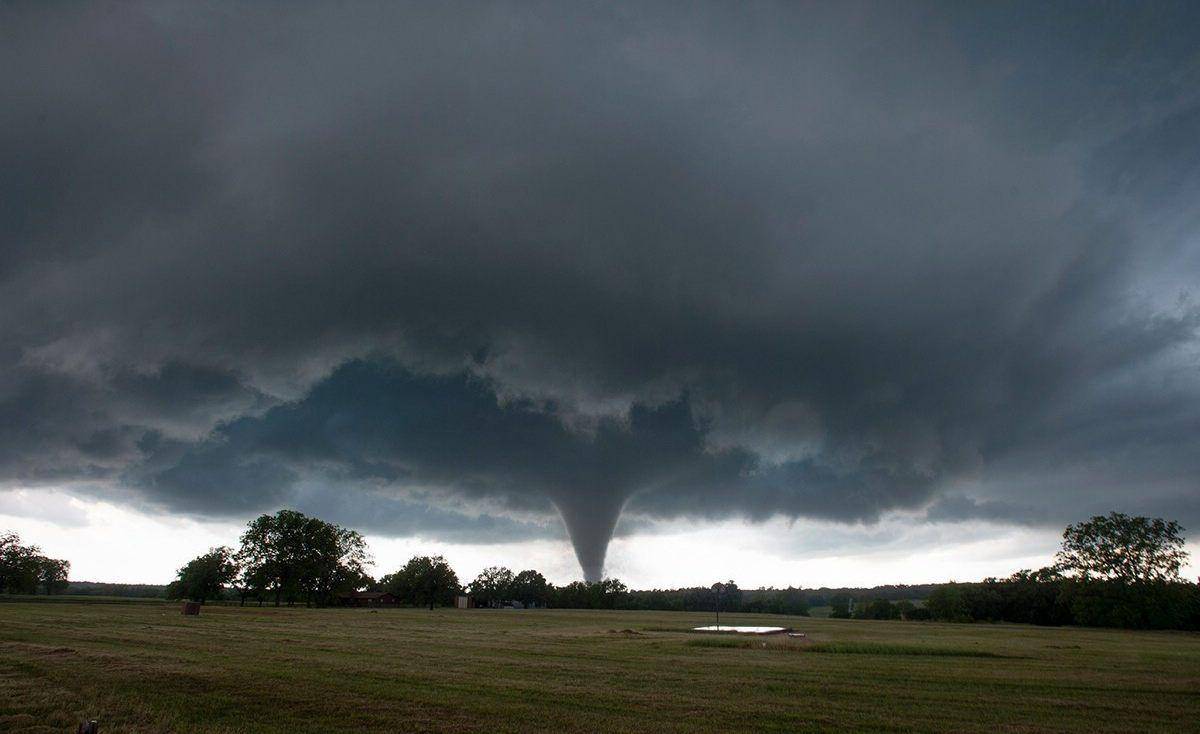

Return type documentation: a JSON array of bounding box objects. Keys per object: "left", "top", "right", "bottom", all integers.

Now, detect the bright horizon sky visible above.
[{"left": 5, "top": 489, "right": 1196, "bottom": 589}]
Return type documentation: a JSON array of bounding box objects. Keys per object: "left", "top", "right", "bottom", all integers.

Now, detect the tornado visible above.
[{"left": 551, "top": 491, "right": 628, "bottom": 583}]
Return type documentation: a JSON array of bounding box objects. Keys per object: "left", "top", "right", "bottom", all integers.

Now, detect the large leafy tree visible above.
[
  {"left": 37, "top": 556, "right": 70, "bottom": 595},
  {"left": 295, "top": 519, "right": 371, "bottom": 605},
  {"left": 511, "top": 569, "right": 550, "bottom": 608},
  {"left": 0, "top": 531, "right": 70, "bottom": 595},
  {"left": 469, "top": 566, "right": 515, "bottom": 608},
  {"left": 236, "top": 510, "right": 372, "bottom": 606},
  {"left": 238, "top": 560, "right": 276, "bottom": 607},
  {"left": 593, "top": 578, "right": 628, "bottom": 609},
  {"left": 382, "top": 555, "right": 460, "bottom": 609},
  {"left": 167, "top": 546, "right": 239, "bottom": 603},
  {"left": 1056, "top": 513, "right": 1189, "bottom": 583},
  {"left": 238, "top": 510, "right": 304, "bottom": 606}
]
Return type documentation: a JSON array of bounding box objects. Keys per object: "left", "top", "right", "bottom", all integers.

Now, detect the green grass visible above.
[
  {"left": 0, "top": 594, "right": 166, "bottom": 604},
  {"left": 685, "top": 637, "right": 1009, "bottom": 657},
  {"left": 1, "top": 601, "right": 1198, "bottom": 733},
  {"left": 803, "top": 641, "right": 1007, "bottom": 657},
  {"left": 685, "top": 636, "right": 755, "bottom": 648}
]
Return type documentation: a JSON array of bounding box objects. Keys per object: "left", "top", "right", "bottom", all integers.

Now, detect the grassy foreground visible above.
[{"left": 2, "top": 601, "right": 1198, "bottom": 733}]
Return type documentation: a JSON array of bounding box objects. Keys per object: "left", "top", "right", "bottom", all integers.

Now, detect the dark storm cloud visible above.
[
  {"left": 129, "top": 360, "right": 755, "bottom": 578},
  {"left": 2, "top": 2, "right": 1199, "bottom": 578}
]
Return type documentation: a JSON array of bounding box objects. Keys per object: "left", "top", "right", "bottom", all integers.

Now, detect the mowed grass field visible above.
[{"left": 2, "top": 601, "right": 1198, "bottom": 733}]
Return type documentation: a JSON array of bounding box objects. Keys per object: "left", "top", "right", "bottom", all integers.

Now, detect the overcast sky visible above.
[{"left": 3, "top": 2, "right": 1199, "bottom": 586}]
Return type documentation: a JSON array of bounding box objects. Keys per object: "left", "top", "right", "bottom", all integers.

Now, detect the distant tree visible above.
[
  {"left": 512, "top": 569, "right": 550, "bottom": 608},
  {"left": 1, "top": 532, "right": 37, "bottom": 593},
  {"left": 551, "top": 580, "right": 591, "bottom": 608},
  {"left": 714, "top": 580, "right": 742, "bottom": 612},
  {"left": 0, "top": 532, "right": 69, "bottom": 595},
  {"left": 546, "top": 578, "right": 627, "bottom": 609},
  {"left": 37, "top": 557, "right": 70, "bottom": 595},
  {"left": 828, "top": 594, "right": 852, "bottom": 619},
  {"left": 166, "top": 547, "right": 239, "bottom": 603},
  {"left": 999, "top": 568, "right": 1070, "bottom": 626},
  {"left": 469, "top": 566, "right": 515, "bottom": 608},
  {"left": 593, "top": 578, "right": 628, "bottom": 609},
  {"left": 739, "top": 587, "right": 810, "bottom": 616},
  {"left": 858, "top": 598, "right": 899, "bottom": 620},
  {"left": 925, "top": 584, "right": 968, "bottom": 622},
  {"left": 383, "top": 555, "right": 460, "bottom": 609},
  {"left": 64, "top": 581, "right": 165, "bottom": 599},
  {"left": 904, "top": 605, "right": 933, "bottom": 621},
  {"left": 1056, "top": 513, "right": 1188, "bottom": 584}
]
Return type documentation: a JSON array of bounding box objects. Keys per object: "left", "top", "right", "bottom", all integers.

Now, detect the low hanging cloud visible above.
[
  {"left": 125, "top": 360, "right": 967, "bottom": 580},
  {"left": 2, "top": 3, "right": 1199, "bottom": 579}
]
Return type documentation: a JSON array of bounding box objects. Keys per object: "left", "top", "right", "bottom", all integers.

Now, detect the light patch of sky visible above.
[
  {"left": 1, "top": 492, "right": 243, "bottom": 584},
  {"left": 2, "top": 489, "right": 1197, "bottom": 588},
  {"left": 605, "top": 519, "right": 1064, "bottom": 588}
]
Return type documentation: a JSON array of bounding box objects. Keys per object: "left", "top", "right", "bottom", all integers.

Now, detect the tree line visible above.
[
  {"left": 844, "top": 513, "right": 1200, "bottom": 630},
  {"left": 163, "top": 510, "right": 1198, "bottom": 630},
  {"left": 0, "top": 531, "right": 70, "bottom": 595},
  {"left": 164, "top": 511, "right": 629, "bottom": 610},
  {"left": 167, "top": 509, "right": 371, "bottom": 606},
  {"left": 163, "top": 510, "right": 805, "bottom": 613},
  {"left": 62, "top": 581, "right": 167, "bottom": 598}
]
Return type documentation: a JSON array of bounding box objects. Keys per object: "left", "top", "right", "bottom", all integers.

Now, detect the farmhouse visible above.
[{"left": 339, "top": 591, "right": 397, "bottom": 607}]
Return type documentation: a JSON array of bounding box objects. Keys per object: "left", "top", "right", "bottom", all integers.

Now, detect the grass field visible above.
[{"left": 2, "top": 601, "right": 1198, "bottom": 733}]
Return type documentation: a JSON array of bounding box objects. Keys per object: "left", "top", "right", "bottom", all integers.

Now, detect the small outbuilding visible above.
[
  {"left": 339, "top": 591, "right": 398, "bottom": 607},
  {"left": 455, "top": 595, "right": 475, "bottom": 609}
]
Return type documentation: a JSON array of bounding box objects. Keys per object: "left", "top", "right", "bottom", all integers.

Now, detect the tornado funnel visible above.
[{"left": 552, "top": 491, "right": 627, "bottom": 582}]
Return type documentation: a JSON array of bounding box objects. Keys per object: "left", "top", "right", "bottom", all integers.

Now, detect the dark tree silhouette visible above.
[
  {"left": 382, "top": 555, "right": 460, "bottom": 609},
  {"left": 512, "top": 569, "right": 551, "bottom": 608},
  {"left": 167, "top": 546, "right": 238, "bottom": 603},
  {"left": 0, "top": 531, "right": 70, "bottom": 595},
  {"left": 469, "top": 566, "right": 515, "bottom": 608},
  {"left": 236, "top": 510, "right": 371, "bottom": 606},
  {"left": 1056, "top": 513, "right": 1188, "bottom": 583}
]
